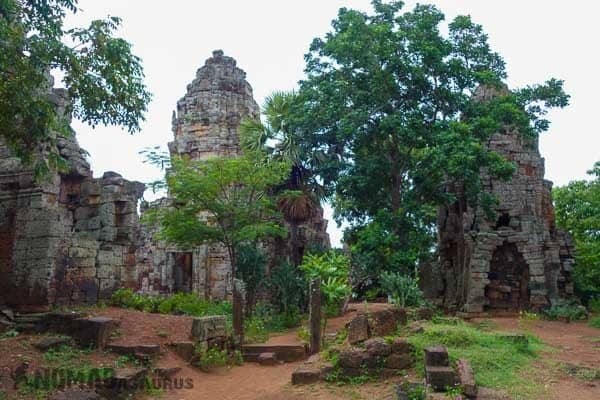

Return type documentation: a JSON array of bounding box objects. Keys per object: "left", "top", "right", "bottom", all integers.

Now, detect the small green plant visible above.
[
  {"left": 196, "top": 347, "right": 229, "bottom": 372},
  {"left": 0, "top": 329, "right": 19, "bottom": 340},
  {"left": 244, "top": 316, "right": 269, "bottom": 344},
  {"left": 380, "top": 271, "right": 424, "bottom": 307},
  {"left": 296, "top": 326, "right": 310, "bottom": 344},
  {"left": 543, "top": 300, "right": 588, "bottom": 321},
  {"left": 589, "top": 315, "right": 600, "bottom": 329},
  {"left": 518, "top": 310, "right": 540, "bottom": 332},
  {"left": 115, "top": 354, "right": 139, "bottom": 368},
  {"left": 445, "top": 383, "right": 463, "bottom": 398},
  {"left": 144, "top": 376, "right": 164, "bottom": 397},
  {"left": 397, "top": 382, "right": 426, "bottom": 400},
  {"left": 156, "top": 330, "right": 169, "bottom": 338}
]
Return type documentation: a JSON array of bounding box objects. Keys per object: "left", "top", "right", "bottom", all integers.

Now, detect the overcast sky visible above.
[{"left": 66, "top": 1, "right": 600, "bottom": 247}]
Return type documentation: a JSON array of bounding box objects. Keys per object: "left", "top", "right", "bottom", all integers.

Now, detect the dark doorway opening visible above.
[
  {"left": 485, "top": 242, "right": 530, "bottom": 311},
  {"left": 172, "top": 252, "right": 193, "bottom": 293}
]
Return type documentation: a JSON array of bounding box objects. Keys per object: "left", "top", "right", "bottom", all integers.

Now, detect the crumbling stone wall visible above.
[
  {"left": 0, "top": 87, "right": 144, "bottom": 311},
  {"left": 137, "top": 50, "right": 331, "bottom": 300},
  {"left": 433, "top": 87, "right": 575, "bottom": 313}
]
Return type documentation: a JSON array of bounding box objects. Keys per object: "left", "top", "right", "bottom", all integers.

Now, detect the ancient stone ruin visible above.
[
  {"left": 0, "top": 51, "right": 330, "bottom": 311},
  {"left": 427, "top": 86, "right": 576, "bottom": 314},
  {"left": 136, "top": 50, "right": 330, "bottom": 299},
  {"left": 0, "top": 84, "right": 145, "bottom": 311}
]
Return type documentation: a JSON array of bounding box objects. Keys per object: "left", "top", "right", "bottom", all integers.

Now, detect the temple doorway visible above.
[{"left": 485, "top": 242, "right": 530, "bottom": 311}]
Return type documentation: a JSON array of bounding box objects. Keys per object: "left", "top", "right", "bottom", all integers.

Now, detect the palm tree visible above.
[{"left": 240, "top": 91, "right": 325, "bottom": 265}]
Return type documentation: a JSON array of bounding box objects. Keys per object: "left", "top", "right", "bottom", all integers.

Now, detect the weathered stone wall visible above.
[
  {"left": 435, "top": 87, "right": 575, "bottom": 313},
  {"left": 0, "top": 88, "right": 144, "bottom": 311}
]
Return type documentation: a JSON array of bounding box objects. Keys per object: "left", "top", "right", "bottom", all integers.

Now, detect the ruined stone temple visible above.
[
  {"left": 425, "top": 86, "right": 576, "bottom": 314},
  {"left": 0, "top": 83, "right": 145, "bottom": 311},
  {"left": 135, "top": 50, "right": 329, "bottom": 300},
  {"left": 0, "top": 51, "right": 329, "bottom": 311}
]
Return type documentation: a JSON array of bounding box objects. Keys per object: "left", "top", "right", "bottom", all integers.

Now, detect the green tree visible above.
[
  {"left": 295, "top": 1, "right": 568, "bottom": 280},
  {"left": 241, "top": 91, "right": 328, "bottom": 266},
  {"left": 0, "top": 0, "right": 151, "bottom": 176},
  {"left": 554, "top": 162, "right": 600, "bottom": 302},
  {"left": 147, "top": 149, "right": 290, "bottom": 276}
]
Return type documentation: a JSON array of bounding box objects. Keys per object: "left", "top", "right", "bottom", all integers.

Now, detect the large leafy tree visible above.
[
  {"left": 295, "top": 1, "right": 568, "bottom": 287},
  {"left": 0, "top": 0, "right": 151, "bottom": 175},
  {"left": 554, "top": 162, "right": 600, "bottom": 302}
]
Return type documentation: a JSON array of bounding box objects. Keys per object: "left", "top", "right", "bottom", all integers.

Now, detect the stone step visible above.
[
  {"left": 424, "top": 346, "right": 449, "bottom": 367},
  {"left": 242, "top": 344, "right": 306, "bottom": 363},
  {"left": 425, "top": 365, "right": 457, "bottom": 392}
]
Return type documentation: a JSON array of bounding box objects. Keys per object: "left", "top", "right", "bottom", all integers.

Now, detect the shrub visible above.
[
  {"left": 300, "top": 250, "right": 351, "bottom": 315},
  {"left": 588, "top": 297, "right": 600, "bottom": 313},
  {"left": 111, "top": 288, "right": 232, "bottom": 320},
  {"left": 244, "top": 316, "right": 269, "bottom": 344},
  {"left": 542, "top": 300, "right": 588, "bottom": 321},
  {"left": 236, "top": 244, "right": 267, "bottom": 313},
  {"left": 589, "top": 316, "right": 600, "bottom": 329},
  {"left": 380, "top": 271, "right": 424, "bottom": 307},
  {"left": 268, "top": 261, "right": 307, "bottom": 318}
]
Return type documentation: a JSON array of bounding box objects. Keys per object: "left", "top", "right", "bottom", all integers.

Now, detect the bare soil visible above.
[{"left": 1, "top": 305, "right": 599, "bottom": 400}]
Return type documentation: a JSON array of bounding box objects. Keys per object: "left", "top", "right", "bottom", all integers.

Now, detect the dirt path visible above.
[
  {"left": 476, "top": 318, "right": 600, "bottom": 400},
  {"left": 92, "top": 307, "right": 599, "bottom": 400}
]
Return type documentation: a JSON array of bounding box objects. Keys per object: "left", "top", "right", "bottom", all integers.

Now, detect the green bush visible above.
[
  {"left": 300, "top": 250, "right": 351, "bottom": 315},
  {"left": 589, "top": 316, "right": 600, "bottom": 329},
  {"left": 268, "top": 261, "right": 307, "bottom": 317},
  {"left": 111, "top": 288, "right": 232, "bottom": 319},
  {"left": 244, "top": 315, "right": 269, "bottom": 344},
  {"left": 380, "top": 271, "right": 424, "bottom": 307},
  {"left": 588, "top": 297, "right": 600, "bottom": 313},
  {"left": 542, "top": 300, "right": 588, "bottom": 321}
]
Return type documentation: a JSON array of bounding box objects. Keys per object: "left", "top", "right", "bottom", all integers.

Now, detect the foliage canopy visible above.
[{"left": 0, "top": 0, "right": 151, "bottom": 175}]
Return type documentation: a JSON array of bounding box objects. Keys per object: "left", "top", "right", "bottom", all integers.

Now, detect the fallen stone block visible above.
[
  {"left": 34, "top": 336, "right": 72, "bottom": 351},
  {"left": 424, "top": 346, "right": 449, "bottom": 367},
  {"left": 365, "top": 337, "right": 391, "bottom": 357},
  {"left": 72, "top": 317, "right": 119, "bottom": 350},
  {"left": 391, "top": 338, "right": 413, "bottom": 355},
  {"left": 385, "top": 353, "right": 414, "bottom": 370},
  {"left": 347, "top": 314, "right": 370, "bottom": 344},
  {"left": 291, "top": 358, "right": 334, "bottom": 385},
  {"left": 98, "top": 368, "right": 147, "bottom": 399},
  {"left": 242, "top": 344, "right": 306, "bottom": 363},
  {"left": 338, "top": 347, "right": 367, "bottom": 369},
  {"left": 456, "top": 359, "right": 477, "bottom": 398},
  {"left": 367, "top": 309, "right": 400, "bottom": 337},
  {"left": 258, "top": 352, "right": 278, "bottom": 366},
  {"left": 155, "top": 367, "right": 182, "bottom": 379},
  {"left": 169, "top": 341, "right": 195, "bottom": 362},
  {"left": 425, "top": 365, "right": 456, "bottom": 392},
  {"left": 191, "top": 316, "right": 226, "bottom": 342}
]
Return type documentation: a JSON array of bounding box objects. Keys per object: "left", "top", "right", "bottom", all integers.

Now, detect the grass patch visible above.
[
  {"left": 588, "top": 315, "right": 600, "bottom": 329},
  {"left": 406, "top": 321, "right": 545, "bottom": 399},
  {"left": 19, "top": 345, "right": 113, "bottom": 399}
]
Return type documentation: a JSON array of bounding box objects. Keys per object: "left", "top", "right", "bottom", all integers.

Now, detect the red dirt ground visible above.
[{"left": 1, "top": 305, "right": 599, "bottom": 399}]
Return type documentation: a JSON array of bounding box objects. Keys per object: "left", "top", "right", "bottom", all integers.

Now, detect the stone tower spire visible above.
[{"left": 168, "top": 50, "right": 260, "bottom": 160}]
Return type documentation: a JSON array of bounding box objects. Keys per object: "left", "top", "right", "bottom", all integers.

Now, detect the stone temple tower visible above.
[
  {"left": 426, "top": 86, "right": 575, "bottom": 314},
  {"left": 136, "top": 51, "right": 330, "bottom": 300},
  {"left": 168, "top": 50, "right": 260, "bottom": 160}
]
